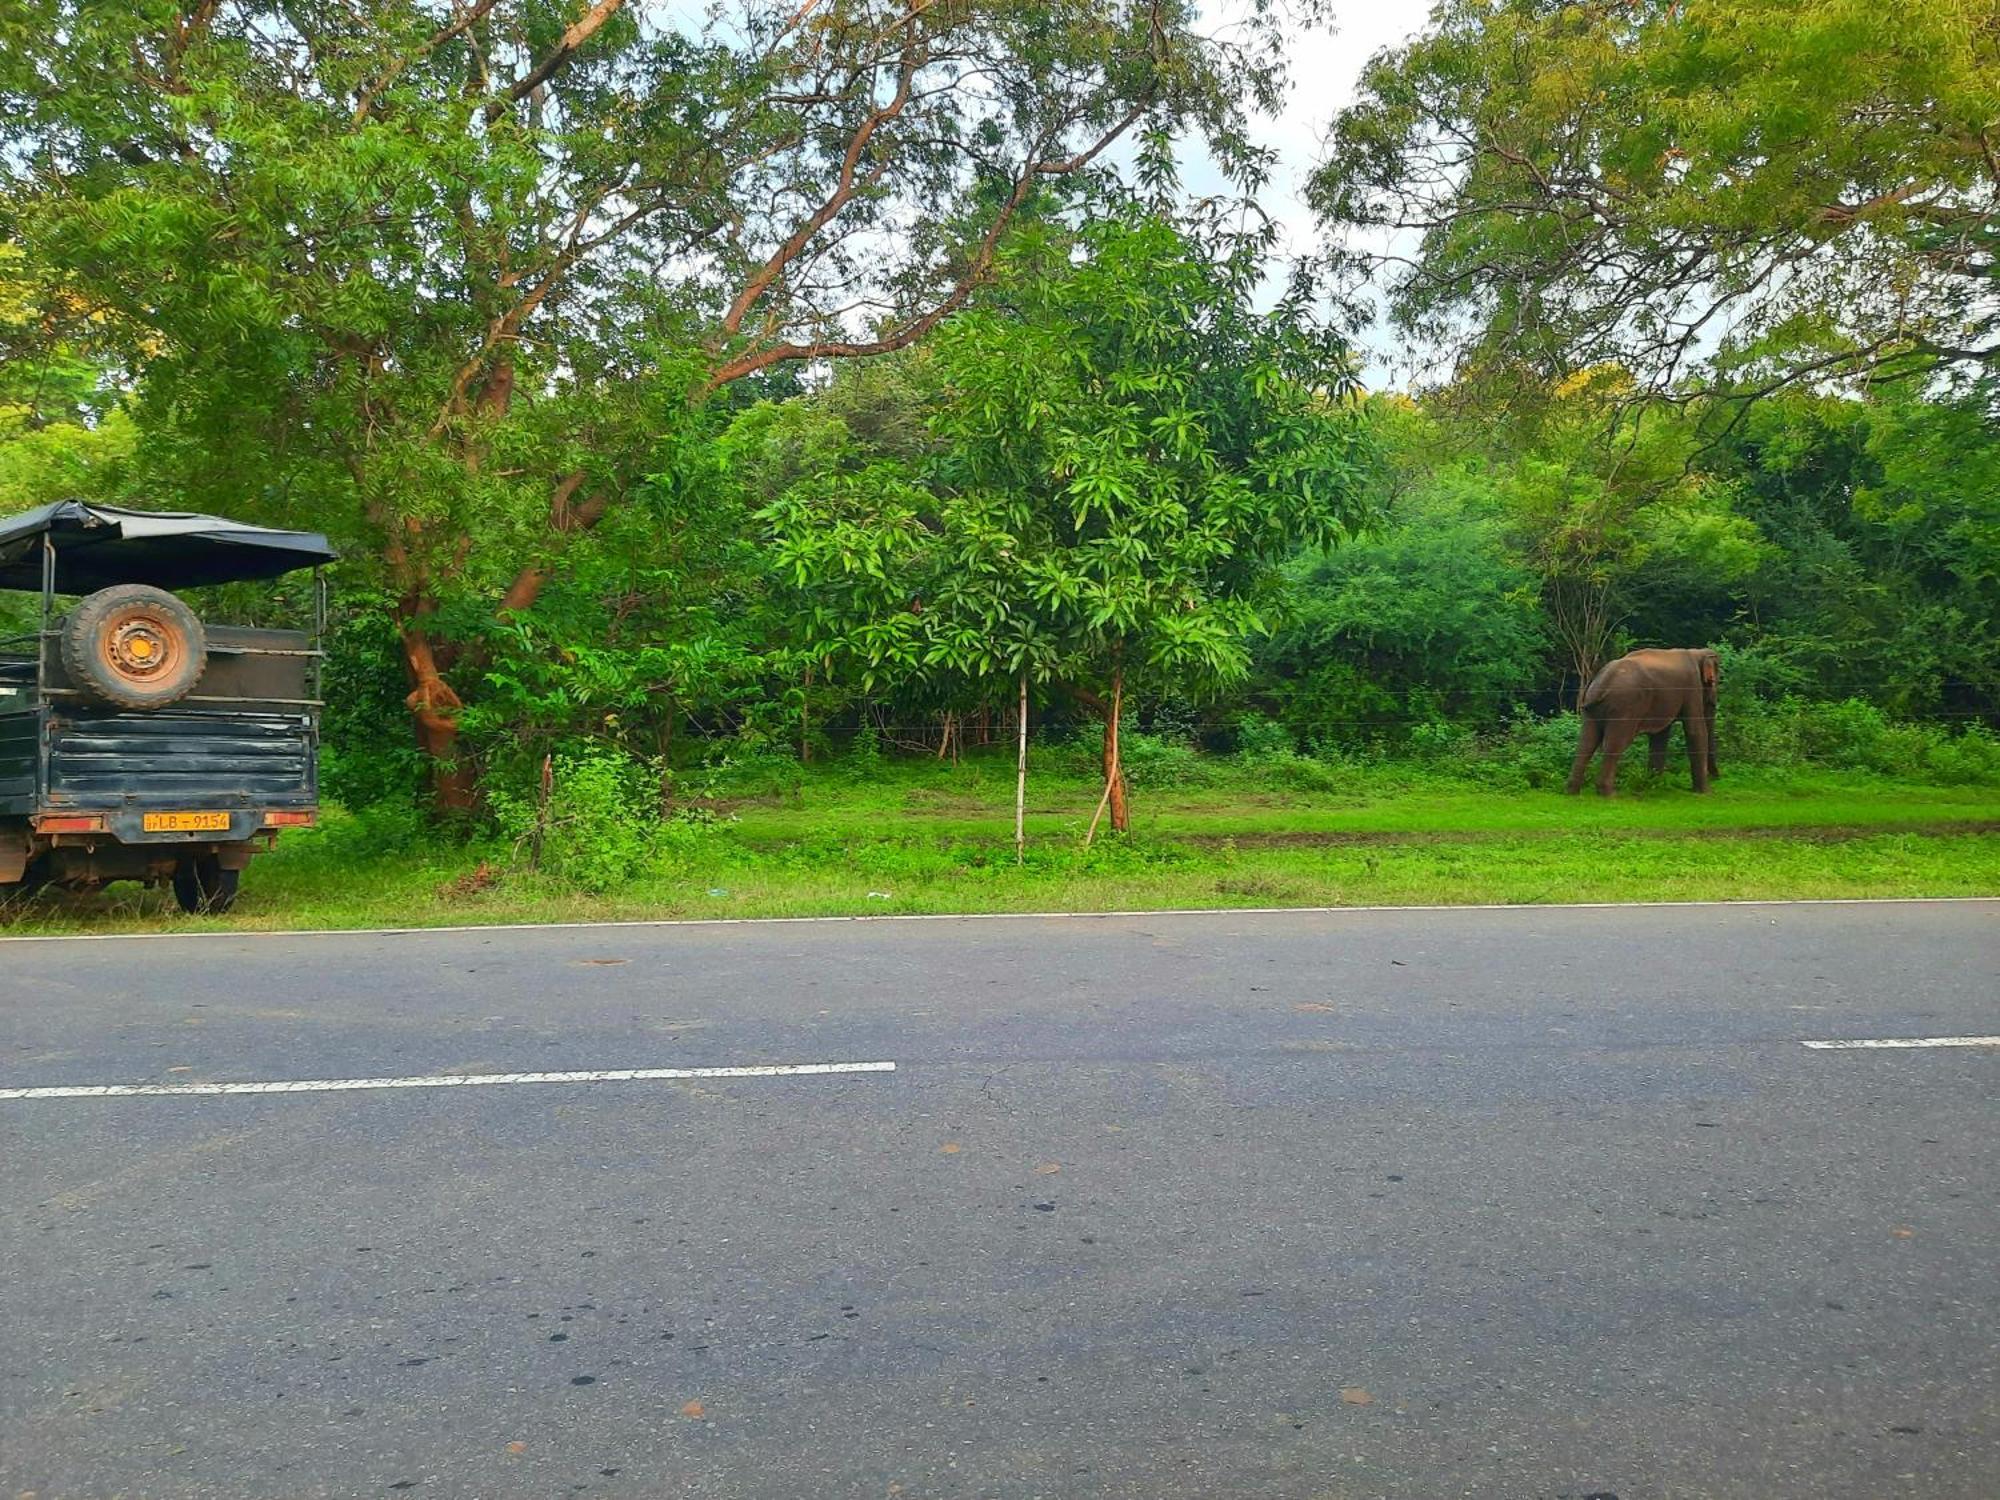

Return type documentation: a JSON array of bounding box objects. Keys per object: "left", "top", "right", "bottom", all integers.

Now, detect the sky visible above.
[
  {"left": 1220, "top": 3, "right": 1429, "bottom": 267},
  {"left": 1196, "top": 3, "right": 1434, "bottom": 382}
]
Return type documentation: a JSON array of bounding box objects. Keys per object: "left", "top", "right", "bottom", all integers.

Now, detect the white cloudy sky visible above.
[
  {"left": 1194, "top": 3, "right": 1433, "bottom": 383},
  {"left": 1212, "top": 3, "right": 1429, "bottom": 265}
]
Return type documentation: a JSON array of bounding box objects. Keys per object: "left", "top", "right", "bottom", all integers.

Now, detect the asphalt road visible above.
[{"left": 2, "top": 900, "right": 1996, "bottom": 1500}]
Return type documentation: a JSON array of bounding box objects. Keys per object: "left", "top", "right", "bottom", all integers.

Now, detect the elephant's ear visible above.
[{"left": 1699, "top": 650, "right": 1719, "bottom": 690}]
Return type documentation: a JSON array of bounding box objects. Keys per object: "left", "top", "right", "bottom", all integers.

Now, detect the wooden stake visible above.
[
  {"left": 1014, "top": 673, "right": 1028, "bottom": 865},
  {"left": 800, "top": 663, "right": 812, "bottom": 763},
  {"left": 1084, "top": 671, "right": 1123, "bottom": 848},
  {"left": 1083, "top": 769, "right": 1114, "bottom": 848}
]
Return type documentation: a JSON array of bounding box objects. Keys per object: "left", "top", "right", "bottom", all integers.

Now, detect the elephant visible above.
[{"left": 1566, "top": 648, "right": 1719, "bottom": 796}]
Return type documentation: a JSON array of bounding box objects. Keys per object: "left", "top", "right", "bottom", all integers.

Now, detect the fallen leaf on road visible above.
[
  {"left": 681, "top": 1400, "right": 706, "bottom": 1420},
  {"left": 1293, "top": 1002, "right": 1337, "bottom": 1014},
  {"left": 1892, "top": 1226, "right": 1915, "bottom": 1238},
  {"left": 939, "top": 1142, "right": 961, "bottom": 1154},
  {"left": 577, "top": 958, "right": 629, "bottom": 966},
  {"left": 504, "top": 1442, "right": 526, "bottom": 1455},
  {"left": 1339, "top": 1387, "right": 1374, "bottom": 1406},
  {"left": 1035, "top": 1162, "right": 1061, "bottom": 1175}
]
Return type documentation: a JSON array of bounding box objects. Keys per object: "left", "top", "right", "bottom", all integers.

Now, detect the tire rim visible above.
[{"left": 107, "top": 616, "right": 177, "bottom": 683}]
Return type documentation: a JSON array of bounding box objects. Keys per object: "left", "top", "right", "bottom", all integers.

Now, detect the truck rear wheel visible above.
[
  {"left": 61, "top": 585, "right": 208, "bottom": 712},
  {"left": 172, "top": 853, "right": 239, "bottom": 915}
]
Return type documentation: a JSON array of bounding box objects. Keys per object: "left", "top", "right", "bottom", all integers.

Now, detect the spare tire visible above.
[{"left": 60, "top": 584, "right": 208, "bottom": 711}]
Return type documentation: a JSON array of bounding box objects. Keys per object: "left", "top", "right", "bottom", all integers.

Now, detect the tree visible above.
[
  {"left": 1311, "top": 0, "right": 2000, "bottom": 413},
  {"left": 760, "top": 214, "right": 1376, "bottom": 831},
  {"left": 1, "top": 0, "right": 1310, "bottom": 809},
  {"left": 0, "top": 241, "right": 136, "bottom": 508},
  {"left": 1712, "top": 389, "right": 2000, "bottom": 718},
  {"left": 1254, "top": 432, "right": 1546, "bottom": 747},
  {"left": 1483, "top": 380, "right": 1767, "bottom": 701}
]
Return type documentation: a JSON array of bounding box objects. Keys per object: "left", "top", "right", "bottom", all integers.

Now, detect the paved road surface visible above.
[{"left": 2, "top": 901, "right": 1996, "bottom": 1499}]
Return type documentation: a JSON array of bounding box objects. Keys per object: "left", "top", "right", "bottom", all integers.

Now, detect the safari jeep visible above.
[{"left": 0, "top": 501, "right": 337, "bottom": 914}]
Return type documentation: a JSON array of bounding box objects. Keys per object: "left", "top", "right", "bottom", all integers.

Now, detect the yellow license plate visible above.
[{"left": 143, "top": 811, "right": 232, "bottom": 833}]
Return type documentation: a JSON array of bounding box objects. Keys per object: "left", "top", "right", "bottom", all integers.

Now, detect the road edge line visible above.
[{"left": 1, "top": 894, "right": 1996, "bottom": 945}]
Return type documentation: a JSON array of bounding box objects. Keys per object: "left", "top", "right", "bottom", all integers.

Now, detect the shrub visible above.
[
  {"left": 1237, "top": 748, "right": 1365, "bottom": 794},
  {"left": 1924, "top": 723, "right": 2000, "bottom": 785},
  {"left": 1230, "top": 712, "right": 1296, "bottom": 757},
  {"left": 490, "top": 744, "right": 661, "bottom": 893},
  {"left": 1408, "top": 720, "right": 1475, "bottom": 760},
  {"left": 685, "top": 744, "right": 803, "bottom": 800},
  {"left": 1453, "top": 711, "right": 1585, "bottom": 790},
  {"left": 1118, "top": 730, "right": 1223, "bottom": 789}
]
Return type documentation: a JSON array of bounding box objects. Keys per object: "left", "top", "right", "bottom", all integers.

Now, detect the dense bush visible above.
[
  {"left": 488, "top": 745, "right": 664, "bottom": 894},
  {"left": 318, "top": 604, "right": 429, "bottom": 814},
  {"left": 1721, "top": 699, "right": 2000, "bottom": 783},
  {"left": 1254, "top": 468, "right": 1546, "bottom": 748}
]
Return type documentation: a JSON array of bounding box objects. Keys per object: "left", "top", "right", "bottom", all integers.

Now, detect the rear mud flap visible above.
[{"left": 213, "top": 842, "right": 257, "bottom": 871}]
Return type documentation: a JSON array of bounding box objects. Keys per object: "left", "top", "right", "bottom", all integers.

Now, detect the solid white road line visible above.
[
  {"left": 0, "top": 895, "right": 1992, "bottom": 944},
  {"left": 0, "top": 1060, "right": 896, "bottom": 1102},
  {"left": 1801, "top": 1036, "right": 2000, "bottom": 1051}
]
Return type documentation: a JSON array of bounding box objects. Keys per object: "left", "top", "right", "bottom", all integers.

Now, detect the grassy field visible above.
[{"left": 2, "top": 751, "right": 1995, "bottom": 934}]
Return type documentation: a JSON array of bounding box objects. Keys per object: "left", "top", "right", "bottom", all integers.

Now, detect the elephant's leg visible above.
[
  {"left": 1566, "top": 712, "right": 1603, "bottom": 794},
  {"left": 1647, "top": 729, "right": 1671, "bottom": 774},
  {"left": 1596, "top": 716, "right": 1639, "bottom": 796},
  {"left": 1685, "top": 703, "right": 1712, "bottom": 793}
]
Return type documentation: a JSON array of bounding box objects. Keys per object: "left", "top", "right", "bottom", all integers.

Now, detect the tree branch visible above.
[
  {"left": 483, "top": 0, "right": 625, "bottom": 125},
  {"left": 719, "top": 14, "right": 925, "bottom": 338},
  {"left": 706, "top": 98, "right": 1152, "bottom": 390},
  {"left": 355, "top": 0, "right": 500, "bottom": 122}
]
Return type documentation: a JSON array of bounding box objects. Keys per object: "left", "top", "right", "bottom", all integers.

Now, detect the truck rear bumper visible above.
[
  {"left": 2, "top": 810, "right": 312, "bottom": 885},
  {"left": 35, "top": 808, "right": 301, "bottom": 844}
]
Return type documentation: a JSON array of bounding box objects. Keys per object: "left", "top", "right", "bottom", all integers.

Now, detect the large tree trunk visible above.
[
  {"left": 397, "top": 613, "right": 477, "bottom": 815},
  {"left": 383, "top": 468, "right": 610, "bottom": 816}
]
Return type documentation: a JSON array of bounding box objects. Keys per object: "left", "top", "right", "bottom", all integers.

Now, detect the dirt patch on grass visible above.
[{"left": 1180, "top": 820, "right": 2000, "bottom": 849}]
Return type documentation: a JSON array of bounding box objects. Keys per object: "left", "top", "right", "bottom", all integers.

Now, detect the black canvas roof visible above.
[{"left": 0, "top": 501, "right": 337, "bottom": 593}]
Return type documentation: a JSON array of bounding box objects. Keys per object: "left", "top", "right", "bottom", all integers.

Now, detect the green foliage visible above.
[
  {"left": 318, "top": 599, "right": 429, "bottom": 813},
  {"left": 1720, "top": 698, "right": 2000, "bottom": 783},
  {"left": 757, "top": 213, "right": 1377, "bottom": 735},
  {"left": 488, "top": 744, "right": 661, "bottom": 894},
  {"left": 1314, "top": 0, "right": 2000, "bottom": 406},
  {"left": 1113, "top": 731, "right": 1224, "bottom": 790},
  {"left": 0, "top": 241, "right": 138, "bottom": 510},
  {"left": 1712, "top": 389, "right": 2000, "bottom": 719},
  {"left": 1256, "top": 448, "right": 1544, "bottom": 745}
]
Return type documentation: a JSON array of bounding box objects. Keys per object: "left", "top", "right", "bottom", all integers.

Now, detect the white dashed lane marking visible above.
[
  {"left": 1801, "top": 1036, "right": 2000, "bottom": 1051},
  {"left": 0, "top": 1060, "right": 897, "bottom": 1101}
]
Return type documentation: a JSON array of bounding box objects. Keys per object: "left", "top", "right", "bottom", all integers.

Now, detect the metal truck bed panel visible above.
[
  {"left": 0, "top": 707, "right": 36, "bottom": 811},
  {"left": 46, "top": 709, "right": 316, "bottom": 807}
]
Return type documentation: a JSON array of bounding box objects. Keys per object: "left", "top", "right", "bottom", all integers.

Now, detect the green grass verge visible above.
[{"left": 2, "top": 758, "right": 1993, "bottom": 935}]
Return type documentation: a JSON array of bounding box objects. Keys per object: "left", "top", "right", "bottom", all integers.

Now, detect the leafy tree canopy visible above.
[
  {"left": 1312, "top": 0, "right": 2000, "bottom": 412},
  {"left": 0, "top": 0, "right": 1319, "bottom": 805},
  {"left": 754, "top": 212, "right": 1377, "bottom": 823}
]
